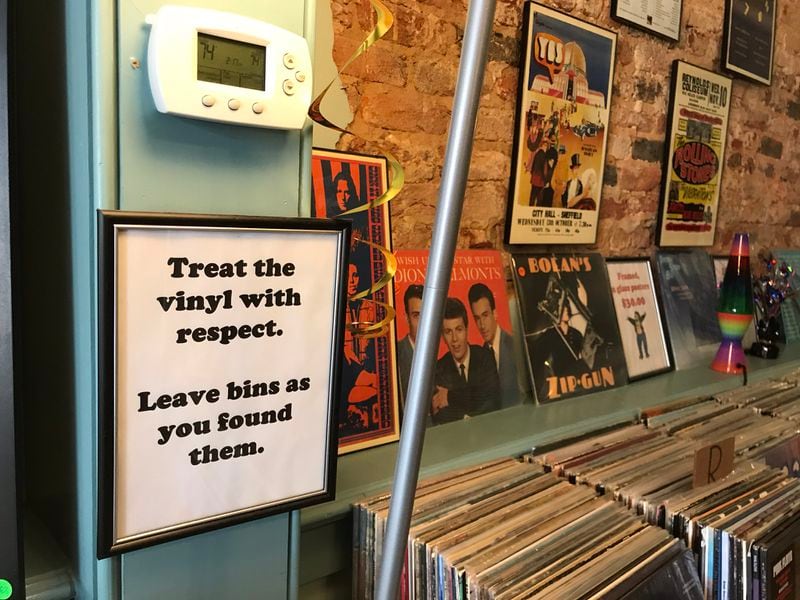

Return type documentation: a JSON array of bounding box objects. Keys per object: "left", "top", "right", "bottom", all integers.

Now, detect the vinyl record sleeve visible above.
[
  {"left": 654, "top": 250, "right": 721, "bottom": 369},
  {"left": 512, "top": 253, "right": 628, "bottom": 402}
]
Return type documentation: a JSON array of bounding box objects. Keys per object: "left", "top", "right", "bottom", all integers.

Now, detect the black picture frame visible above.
[
  {"left": 610, "top": 0, "right": 683, "bottom": 43},
  {"left": 652, "top": 249, "right": 722, "bottom": 370},
  {"left": 605, "top": 257, "right": 674, "bottom": 381},
  {"left": 721, "top": 0, "right": 777, "bottom": 86},
  {"left": 97, "top": 210, "right": 350, "bottom": 557},
  {"left": 656, "top": 60, "right": 732, "bottom": 248},
  {"left": 505, "top": 1, "right": 617, "bottom": 246}
]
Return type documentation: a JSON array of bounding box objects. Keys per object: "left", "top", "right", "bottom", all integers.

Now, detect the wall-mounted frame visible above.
[
  {"left": 721, "top": 0, "right": 776, "bottom": 86},
  {"left": 605, "top": 258, "right": 673, "bottom": 381},
  {"left": 610, "top": 0, "right": 683, "bottom": 43},
  {"left": 97, "top": 210, "right": 350, "bottom": 557},
  {"left": 505, "top": 1, "right": 617, "bottom": 245},
  {"left": 656, "top": 61, "right": 732, "bottom": 248},
  {"left": 310, "top": 148, "right": 400, "bottom": 455}
]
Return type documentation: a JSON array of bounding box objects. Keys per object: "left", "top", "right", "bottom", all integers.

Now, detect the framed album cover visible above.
[
  {"left": 511, "top": 253, "right": 628, "bottom": 403},
  {"left": 653, "top": 250, "right": 721, "bottom": 370},
  {"left": 311, "top": 148, "right": 400, "bottom": 454},
  {"left": 97, "top": 211, "right": 349, "bottom": 557},
  {"left": 605, "top": 258, "right": 673, "bottom": 381},
  {"left": 505, "top": 2, "right": 617, "bottom": 245},
  {"left": 611, "top": 0, "right": 683, "bottom": 42},
  {"left": 721, "top": 0, "right": 777, "bottom": 85},
  {"left": 657, "top": 61, "right": 732, "bottom": 247},
  {"left": 394, "top": 249, "right": 521, "bottom": 421}
]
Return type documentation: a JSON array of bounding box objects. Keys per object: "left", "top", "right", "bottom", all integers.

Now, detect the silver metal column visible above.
[{"left": 374, "top": 0, "right": 497, "bottom": 597}]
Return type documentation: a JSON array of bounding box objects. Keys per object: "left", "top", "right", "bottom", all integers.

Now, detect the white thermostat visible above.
[{"left": 146, "top": 5, "right": 312, "bottom": 130}]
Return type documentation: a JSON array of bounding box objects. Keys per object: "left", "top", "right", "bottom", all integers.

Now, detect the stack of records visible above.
[
  {"left": 353, "top": 457, "right": 701, "bottom": 599},
  {"left": 714, "top": 379, "right": 797, "bottom": 409},
  {"left": 661, "top": 467, "right": 800, "bottom": 599},
  {"left": 531, "top": 424, "right": 705, "bottom": 520},
  {"left": 651, "top": 404, "right": 800, "bottom": 462}
]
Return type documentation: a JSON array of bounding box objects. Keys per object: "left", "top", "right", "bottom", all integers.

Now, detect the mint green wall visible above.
[{"left": 58, "top": 0, "right": 315, "bottom": 597}]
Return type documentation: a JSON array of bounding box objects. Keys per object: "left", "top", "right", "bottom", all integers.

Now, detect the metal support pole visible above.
[{"left": 374, "top": 1, "right": 497, "bottom": 597}]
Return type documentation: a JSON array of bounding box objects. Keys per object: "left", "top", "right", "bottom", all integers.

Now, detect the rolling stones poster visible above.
[
  {"left": 311, "top": 149, "right": 400, "bottom": 454},
  {"left": 394, "top": 250, "right": 521, "bottom": 421},
  {"left": 657, "top": 61, "right": 732, "bottom": 247},
  {"left": 511, "top": 253, "right": 627, "bottom": 403},
  {"left": 505, "top": 3, "right": 617, "bottom": 245}
]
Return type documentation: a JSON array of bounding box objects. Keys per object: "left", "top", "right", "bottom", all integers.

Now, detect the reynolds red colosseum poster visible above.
[{"left": 657, "top": 61, "right": 732, "bottom": 247}]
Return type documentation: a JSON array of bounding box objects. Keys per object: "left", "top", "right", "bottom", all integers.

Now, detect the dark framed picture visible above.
[
  {"left": 505, "top": 2, "right": 617, "bottom": 245},
  {"left": 611, "top": 0, "right": 683, "bottom": 42},
  {"left": 97, "top": 211, "right": 349, "bottom": 557},
  {"left": 656, "top": 61, "right": 732, "bottom": 247},
  {"left": 310, "top": 148, "right": 400, "bottom": 454},
  {"left": 511, "top": 253, "right": 628, "bottom": 403},
  {"left": 653, "top": 250, "right": 721, "bottom": 370},
  {"left": 605, "top": 258, "right": 673, "bottom": 381},
  {"left": 721, "top": 0, "right": 777, "bottom": 86}
]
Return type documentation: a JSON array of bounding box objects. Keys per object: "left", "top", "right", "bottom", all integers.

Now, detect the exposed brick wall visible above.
[{"left": 327, "top": 0, "right": 800, "bottom": 257}]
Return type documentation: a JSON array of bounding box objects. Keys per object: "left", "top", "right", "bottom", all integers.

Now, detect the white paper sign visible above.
[
  {"left": 100, "top": 216, "right": 347, "bottom": 555},
  {"left": 613, "top": 0, "right": 682, "bottom": 41}
]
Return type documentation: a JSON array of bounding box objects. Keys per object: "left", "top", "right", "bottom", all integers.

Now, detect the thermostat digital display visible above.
[
  {"left": 146, "top": 5, "right": 312, "bottom": 130},
  {"left": 197, "top": 33, "right": 266, "bottom": 91}
]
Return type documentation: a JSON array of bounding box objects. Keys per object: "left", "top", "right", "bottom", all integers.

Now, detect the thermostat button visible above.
[
  {"left": 295, "top": 71, "right": 306, "bottom": 83},
  {"left": 201, "top": 94, "right": 216, "bottom": 107},
  {"left": 227, "top": 98, "right": 241, "bottom": 111},
  {"left": 283, "top": 53, "right": 296, "bottom": 69},
  {"left": 282, "top": 79, "right": 296, "bottom": 96},
  {"left": 252, "top": 102, "right": 264, "bottom": 114}
]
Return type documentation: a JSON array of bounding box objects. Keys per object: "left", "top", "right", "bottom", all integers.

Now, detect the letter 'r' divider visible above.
[{"left": 375, "top": 0, "right": 498, "bottom": 597}]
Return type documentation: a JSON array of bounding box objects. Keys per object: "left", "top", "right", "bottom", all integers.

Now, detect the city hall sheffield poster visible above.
[{"left": 506, "top": 3, "right": 616, "bottom": 245}]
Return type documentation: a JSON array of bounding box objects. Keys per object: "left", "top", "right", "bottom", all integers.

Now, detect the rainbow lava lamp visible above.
[{"left": 711, "top": 233, "right": 754, "bottom": 374}]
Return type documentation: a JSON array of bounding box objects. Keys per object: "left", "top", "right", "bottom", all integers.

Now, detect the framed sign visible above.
[
  {"left": 722, "top": 0, "right": 776, "bottom": 85},
  {"left": 605, "top": 258, "right": 673, "bottom": 381},
  {"left": 97, "top": 211, "right": 349, "bottom": 557},
  {"left": 310, "top": 148, "right": 400, "bottom": 454},
  {"left": 505, "top": 2, "right": 617, "bottom": 245},
  {"left": 611, "top": 0, "right": 683, "bottom": 42},
  {"left": 656, "top": 61, "right": 732, "bottom": 247}
]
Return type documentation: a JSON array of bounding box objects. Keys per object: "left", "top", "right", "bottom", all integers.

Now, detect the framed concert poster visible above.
[
  {"left": 97, "top": 211, "right": 349, "bottom": 557},
  {"left": 505, "top": 2, "right": 617, "bottom": 245},
  {"left": 611, "top": 0, "right": 683, "bottom": 42},
  {"left": 656, "top": 61, "right": 732, "bottom": 247},
  {"left": 721, "top": 0, "right": 777, "bottom": 85},
  {"left": 511, "top": 253, "right": 628, "bottom": 403},
  {"left": 311, "top": 148, "right": 400, "bottom": 454},
  {"left": 605, "top": 258, "right": 673, "bottom": 381}
]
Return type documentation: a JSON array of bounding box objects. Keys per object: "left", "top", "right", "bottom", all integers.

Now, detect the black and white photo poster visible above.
[{"left": 98, "top": 212, "right": 349, "bottom": 556}]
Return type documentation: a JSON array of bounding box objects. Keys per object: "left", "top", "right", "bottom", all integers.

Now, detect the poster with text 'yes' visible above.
[{"left": 100, "top": 216, "right": 347, "bottom": 556}]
